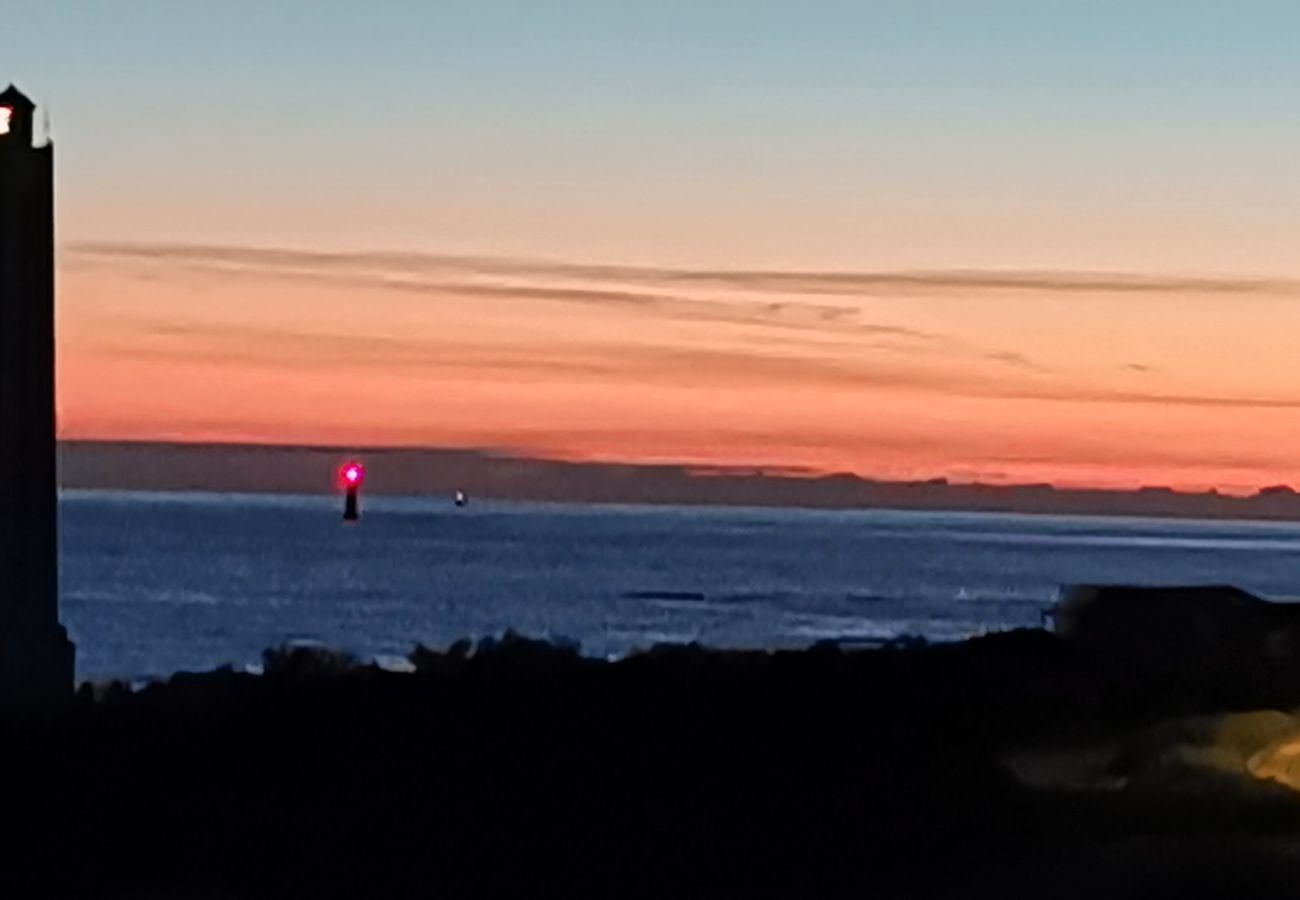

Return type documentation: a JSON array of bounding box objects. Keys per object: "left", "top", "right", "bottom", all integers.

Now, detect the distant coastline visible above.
[{"left": 58, "top": 440, "right": 1300, "bottom": 522}]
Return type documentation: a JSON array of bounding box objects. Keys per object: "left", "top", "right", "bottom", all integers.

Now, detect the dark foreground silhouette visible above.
[{"left": 10, "top": 595, "right": 1300, "bottom": 897}]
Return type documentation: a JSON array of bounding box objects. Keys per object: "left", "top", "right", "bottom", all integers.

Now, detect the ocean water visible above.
[{"left": 59, "top": 490, "right": 1300, "bottom": 680}]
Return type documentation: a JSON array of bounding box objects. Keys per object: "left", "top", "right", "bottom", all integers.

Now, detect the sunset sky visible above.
[{"left": 7, "top": 2, "right": 1300, "bottom": 491}]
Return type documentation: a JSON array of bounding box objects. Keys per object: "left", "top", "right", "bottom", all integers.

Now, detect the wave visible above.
[
  {"left": 622, "top": 590, "right": 707, "bottom": 602},
  {"left": 930, "top": 530, "right": 1300, "bottom": 553},
  {"left": 783, "top": 614, "right": 898, "bottom": 642},
  {"left": 845, "top": 592, "right": 890, "bottom": 604},
  {"left": 714, "top": 590, "right": 799, "bottom": 604},
  {"left": 625, "top": 589, "right": 803, "bottom": 605},
  {"left": 604, "top": 628, "right": 702, "bottom": 646}
]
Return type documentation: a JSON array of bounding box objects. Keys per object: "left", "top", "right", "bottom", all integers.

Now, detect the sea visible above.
[{"left": 59, "top": 490, "right": 1300, "bottom": 681}]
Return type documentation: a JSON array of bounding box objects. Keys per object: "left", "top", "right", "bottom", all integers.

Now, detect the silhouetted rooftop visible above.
[{"left": 0, "top": 84, "right": 34, "bottom": 109}]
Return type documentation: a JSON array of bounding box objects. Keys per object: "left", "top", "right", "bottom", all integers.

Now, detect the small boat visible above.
[{"left": 454, "top": 490, "right": 468, "bottom": 507}]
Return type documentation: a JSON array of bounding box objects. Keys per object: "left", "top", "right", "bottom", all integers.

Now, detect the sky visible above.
[{"left": 6, "top": 2, "right": 1300, "bottom": 491}]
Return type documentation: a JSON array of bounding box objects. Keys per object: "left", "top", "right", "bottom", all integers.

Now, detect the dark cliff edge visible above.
[{"left": 10, "top": 587, "right": 1300, "bottom": 896}]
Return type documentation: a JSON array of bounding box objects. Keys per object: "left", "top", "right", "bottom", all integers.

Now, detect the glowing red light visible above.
[{"left": 338, "top": 461, "right": 365, "bottom": 489}]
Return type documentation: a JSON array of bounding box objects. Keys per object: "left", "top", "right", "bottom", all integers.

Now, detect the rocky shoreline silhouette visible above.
[{"left": 7, "top": 588, "right": 1300, "bottom": 896}]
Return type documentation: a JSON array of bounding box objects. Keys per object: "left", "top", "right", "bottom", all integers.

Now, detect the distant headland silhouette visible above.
[{"left": 61, "top": 439, "right": 1300, "bottom": 521}]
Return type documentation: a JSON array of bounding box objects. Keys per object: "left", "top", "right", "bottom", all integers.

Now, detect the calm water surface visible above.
[{"left": 59, "top": 491, "right": 1300, "bottom": 679}]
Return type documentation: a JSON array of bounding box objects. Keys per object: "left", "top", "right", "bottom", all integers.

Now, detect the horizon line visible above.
[{"left": 58, "top": 437, "right": 1297, "bottom": 499}]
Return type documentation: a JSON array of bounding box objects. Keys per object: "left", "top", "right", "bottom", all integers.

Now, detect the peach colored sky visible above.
[
  {"left": 59, "top": 243, "right": 1300, "bottom": 492},
  {"left": 12, "top": 5, "right": 1300, "bottom": 492}
]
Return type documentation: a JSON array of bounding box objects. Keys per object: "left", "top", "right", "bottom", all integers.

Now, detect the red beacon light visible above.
[
  {"left": 338, "top": 460, "right": 366, "bottom": 522},
  {"left": 341, "top": 462, "right": 365, "bottom": 488}
]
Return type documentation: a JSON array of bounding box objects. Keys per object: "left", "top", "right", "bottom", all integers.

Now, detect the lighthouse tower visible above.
[{"left": 0, "top": 84, "right": 74, "bottom": 701}]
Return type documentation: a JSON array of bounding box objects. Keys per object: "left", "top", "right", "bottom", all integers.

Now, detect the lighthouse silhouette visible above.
[{"left": 0, "top": 84, "right": 75, "bottom": 701}]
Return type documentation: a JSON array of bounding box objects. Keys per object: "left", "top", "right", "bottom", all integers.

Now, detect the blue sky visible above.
[{"left": 3, "top": 1, "right": 1299, "bottom": 270}]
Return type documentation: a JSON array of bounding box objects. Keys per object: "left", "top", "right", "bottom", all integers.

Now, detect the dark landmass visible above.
[
  {"left": 61, "top": 439, "right": 1300, "bottom": 521},
  {"left": 12, "top": 587, "right": 1300, "bottom": 897}
]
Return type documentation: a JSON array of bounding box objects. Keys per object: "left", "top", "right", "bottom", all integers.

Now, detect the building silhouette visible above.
[{"left": 0, "top": 84, "right": 74, "bottom": 700}]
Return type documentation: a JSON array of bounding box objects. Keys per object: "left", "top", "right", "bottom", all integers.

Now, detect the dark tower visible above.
[{"left": 0, "top": 84, "right": 74, "bottom": 701}]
